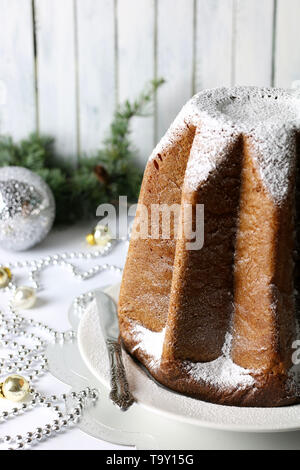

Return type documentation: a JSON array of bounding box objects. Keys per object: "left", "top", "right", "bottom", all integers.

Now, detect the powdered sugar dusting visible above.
[
  {"left": 184, "top": 333, "right": 255, "bottom": 390},
  {"left": 184, "top": 121, "right": 240, "bottom": 192},
  {"left": 131, "top": 321, "right": 166, "bottom": 369},
  {"left": 130, "top": 321, "right": 255, "bottom": 391},
  {"left": 250, "top": 125, "right": 297, "bottom": 202},
  {"left": 149, "top": 86, "right": 300, "bottom": 204}
]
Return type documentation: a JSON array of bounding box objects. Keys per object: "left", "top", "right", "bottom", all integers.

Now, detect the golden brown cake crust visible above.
[
  {"left": 120, "top": 317, "right": 299, "bottom": 407},
  {"left": 118, "top": 124, "right": 196, "bottom": 332},
  {"left": 118, "top": 87, "right": 300, "bottom": 407}
]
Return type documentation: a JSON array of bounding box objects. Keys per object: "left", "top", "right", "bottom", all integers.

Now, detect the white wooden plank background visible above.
[
  {"left": 234, "top": 0, "right": 274, "bottom": 86},
  {"left": 195, "top": 0, "right": 234, "bottom": 90},
  {"left": 0, "top": 0, "right": 299, "bottom": 167},
  {"left": 275, "top": 0, "right": 300, "bottom": 88},
  {"left": 35, "top": 0, "right": 78, "bottom": 162},
  {"left": 117, "top": 0, "right": 155, "bottom": 164},
  {"left": 76, "top": 0, "right": 116, "bottom": 155},
  {"left": 0, "top": 0, "right": 36, "bottom": 140},
  {"left": 156, "top": 0, "right": 194, "bottom": 141}
]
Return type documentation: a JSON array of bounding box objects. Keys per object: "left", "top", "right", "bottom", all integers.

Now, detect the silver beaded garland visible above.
[
  {"left": 0, "top": 166, "right": 55, "bottom": 251},
  {"left": 0, "top": 239, "right": 123, "bottom": 450}
]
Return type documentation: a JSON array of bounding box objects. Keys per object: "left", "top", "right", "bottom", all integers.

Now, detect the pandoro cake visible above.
[{"left": 118, "top": 87, "right": 300, "bottom": 407}]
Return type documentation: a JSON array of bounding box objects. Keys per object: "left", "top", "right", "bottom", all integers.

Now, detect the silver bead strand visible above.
[
  {"left": 6, "top": 240, "right": 118, "bottom": 291},
  {"left": 0, "top": 243, "right": 123, "bottom": 449},
  {"left": 0, "top": 309, "right": 99, "bottom": 450},
  {"left": 1, "top": 387, "right": 99, "bottom": 450}
]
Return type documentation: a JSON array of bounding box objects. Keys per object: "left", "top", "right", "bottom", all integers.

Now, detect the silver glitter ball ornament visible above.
[{"left": 0, "top": 166, "right": 55, "bottom": 251}]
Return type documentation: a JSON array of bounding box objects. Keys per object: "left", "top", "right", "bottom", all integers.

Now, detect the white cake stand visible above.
[{"left": 47, "top": 284, "right": 300, "bottom": 450}]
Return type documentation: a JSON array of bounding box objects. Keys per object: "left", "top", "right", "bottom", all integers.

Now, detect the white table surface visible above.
[
  {"left": 0, "top": 221, "right": 132, "bottom": 450},
  {"left": 2, "top": 222, "right": 300, "bottom": 450}
]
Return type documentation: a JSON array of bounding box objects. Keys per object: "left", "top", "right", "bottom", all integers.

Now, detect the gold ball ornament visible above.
[
  {"left": 13, "top": 286, "right": 36, "bottom": 309},
  {"left": 0, "top": 375, "right": 30, "bottom": 402},
  {"left": 86, "top": 233, "right": 96, "bottom": 246},
  {"left": 0, "top": 267, "right": 11, "bottom": 288},
  {"left": 93, "top": 224, "right": 112, "bottom": 247}
]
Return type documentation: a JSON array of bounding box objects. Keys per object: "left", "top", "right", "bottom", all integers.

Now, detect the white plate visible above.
[{"left": 77, "top": 283, "right": 300, "bottom": 434}]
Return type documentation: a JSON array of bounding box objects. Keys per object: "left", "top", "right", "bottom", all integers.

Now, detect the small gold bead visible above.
[
  {"left": 86, "top": 233, "right": 96, "bottom": 246},
  {"left": 0, "top": 268, "right": 9, "bottom": 288},
  {"left": 2, "top": 375, "right": 30, "bottom": 402},
  {"left": 4, "top": 268, "right": 11, "bottom": 279}
]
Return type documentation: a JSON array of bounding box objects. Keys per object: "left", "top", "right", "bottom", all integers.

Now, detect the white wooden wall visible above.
[{"left": 0, "top": 0, "right": 299, "bottom": 167}]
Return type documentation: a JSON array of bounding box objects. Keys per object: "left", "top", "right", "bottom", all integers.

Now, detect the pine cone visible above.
[{"left": 94, "top": 165, "right": 109, "bottom": 184}]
